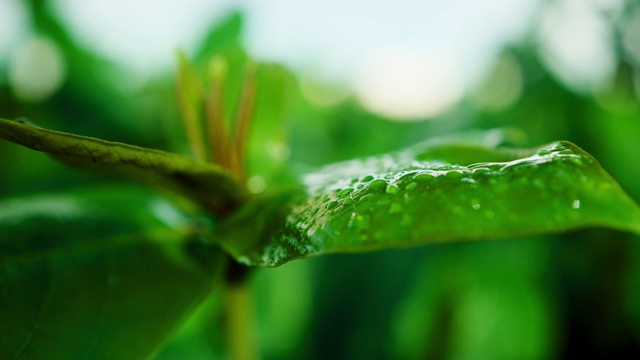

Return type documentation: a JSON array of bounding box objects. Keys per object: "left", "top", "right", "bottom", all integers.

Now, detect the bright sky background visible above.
[{"left": 0, "top": 0, "right": 629, "bottom": 119}]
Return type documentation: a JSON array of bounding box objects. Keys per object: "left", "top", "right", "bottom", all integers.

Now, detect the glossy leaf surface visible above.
[
  {"left": 218, "top": 141, "right": 640, "bottom": 266},
  {"left": 0, "top": 186, "right": 226, "bottom": 359},
  {"left": 0, "top": 118, "right": 246, "bottom": 215}
]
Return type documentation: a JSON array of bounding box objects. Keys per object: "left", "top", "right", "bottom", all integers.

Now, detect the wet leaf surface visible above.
[{"left": 217, "top": 141, "right": 640, "bottom": 266}]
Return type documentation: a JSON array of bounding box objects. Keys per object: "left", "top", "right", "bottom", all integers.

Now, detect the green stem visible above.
[
  {"left": 225, "top": 281, "right": 260, "bottom": 360},
  {"left": 176, "top": 51, "right": 208, "bottom": 162}
]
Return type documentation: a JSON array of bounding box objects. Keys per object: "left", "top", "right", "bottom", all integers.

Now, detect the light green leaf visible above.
[
  {"left": 0, "top": 118, "right": 247, "bottom": 215},
  {"left": 217, "top": 141, "right": 640, "bottom": 266},
  {"left": 0, "top": 185, "right": 226, "bottom": 360}
]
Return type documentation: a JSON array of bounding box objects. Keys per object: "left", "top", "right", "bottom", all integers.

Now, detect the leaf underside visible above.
[
  {"left": 0, "top": 118, "right": 246, "bottom": 215},
  {"left": 218, "top": 141, "right": 640, "bottom": 267},
  {"left": 0, "top": 186, "right": 226, "bottom": 360}
]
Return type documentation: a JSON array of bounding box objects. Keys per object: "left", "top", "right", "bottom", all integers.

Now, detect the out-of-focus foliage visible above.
[
  {"left": 2, "top": 0, "right": 640, "bottom": 359},
  {"left": 0, "top": 185, "right": 227, "bottom": 359}
]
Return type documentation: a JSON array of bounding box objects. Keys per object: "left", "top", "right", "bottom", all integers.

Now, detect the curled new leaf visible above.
[
  {"left": 0, "top": 118, "right": 247, "bottom": 215},
  {"left": 217, "top": 141, "right": 640, "bottom": 266}
]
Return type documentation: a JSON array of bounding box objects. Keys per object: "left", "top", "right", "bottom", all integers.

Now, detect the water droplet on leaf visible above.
[
  {"left": 572, "top": 199, "right": 581, "bottom": 209},
  {"left": 385, "top": 184, "right": 400, "bottom": 195},
  {"left": 445, "top": 171, "right": 463, "bottom": 179},
  {"left": 338, "top": 188, "right": 354, "bottom": 197},
  {"left": 326, "top": 201, "right": 339, "bottom": 210},
  {"left": 368, "top": 179, "right": 388, "bottom": 191},
  {"left": 413, "top": 173, "right": 434, "bottom": 182}
]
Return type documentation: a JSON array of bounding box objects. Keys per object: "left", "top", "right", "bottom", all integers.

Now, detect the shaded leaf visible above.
[
  {"left": 0, "top": 118, "right": 247, "bottom": 215},
  {"left": 0, "top": 185, "right": 226, "bottom": 360},
  {"left": 217, "top": 141, "right": 640, "bottom": 266}
]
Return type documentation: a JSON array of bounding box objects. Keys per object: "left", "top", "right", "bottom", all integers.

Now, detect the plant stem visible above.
[
  {"left": 225, "top": 279, "right": 260, "bottom": 360},
  {"left": 176, "top": 51, "right": 208, "bottom": 161},
  {"left": 232, "top": 63, "right": 257, "bottom": 182},
  {"left": 207, "top": 57, "right": 229, "bottom": 168}
]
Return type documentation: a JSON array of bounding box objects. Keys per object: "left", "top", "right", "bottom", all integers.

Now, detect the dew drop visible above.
[
  {"left": 472, "top": 167, "right": 491, "bottom": 174},
  {"left": 537, "top": 148, "right": 552, "bottom": 156},
  {"left": 572, "top": 199, "right": 581, "bottom": 209},
  {"left": 337, "top": 188, "right": 354, "bottom": 197},
  {"left": 399, "top": 173, "right": 416, "bottom": 183},
  {"left": 472, "top": 203, "right": 481, "bottom": 210},
  {"left": 343, "top": 198, "right": 354, "bottom": 206},
  {"left": 362, "top": 175, "right": 375, "bottom": 182},
  {"left": 405, "top": 182, "right": 418, "bottom": 190},
  {"left": 445, "top": 171, "right": 463, "bottom": 179},
  {"left": 385, "top": 184, "right": 400, "bottom": 195},
  {"left": 413, "top": 173, "right": 434, "bottom": 182},
  {"left": 368, "top": 179, "right": 388, "bottom": 191},
  {"left": 326, "top": 201, "right": 339, "bottom": 210}
]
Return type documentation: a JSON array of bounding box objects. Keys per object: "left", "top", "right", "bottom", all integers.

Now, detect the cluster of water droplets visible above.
[{"left": 284, "top": 141, "right": 591, "bottom": 255}]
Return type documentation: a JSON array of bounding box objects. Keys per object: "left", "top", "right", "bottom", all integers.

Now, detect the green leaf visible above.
[
  {"left": 0, "top": 118, "right": 247, "bottom": 215},
  {"left": 0, "top": 185, "right": 227, "bottom": 360},
  {"left": 193, "top": 11, "right": 244, "bottom": 65},
  {"left": 217, "top": 141, "right": 640, "bottom": 266}
]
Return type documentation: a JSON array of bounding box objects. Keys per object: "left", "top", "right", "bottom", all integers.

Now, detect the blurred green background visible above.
[{"left": 1, "top": 0, "right": 640, "bottom": 358}]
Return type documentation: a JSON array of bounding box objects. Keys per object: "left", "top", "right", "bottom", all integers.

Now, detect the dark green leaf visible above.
[
  {"left": 0, "top": 118, "right": 247, "bottom": 215},
  {"left": 217, "top": 141, "right": 640, "bottom": 266},
  {"left": 0, "top": 185, "right": 226, "bottom": 360}
]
